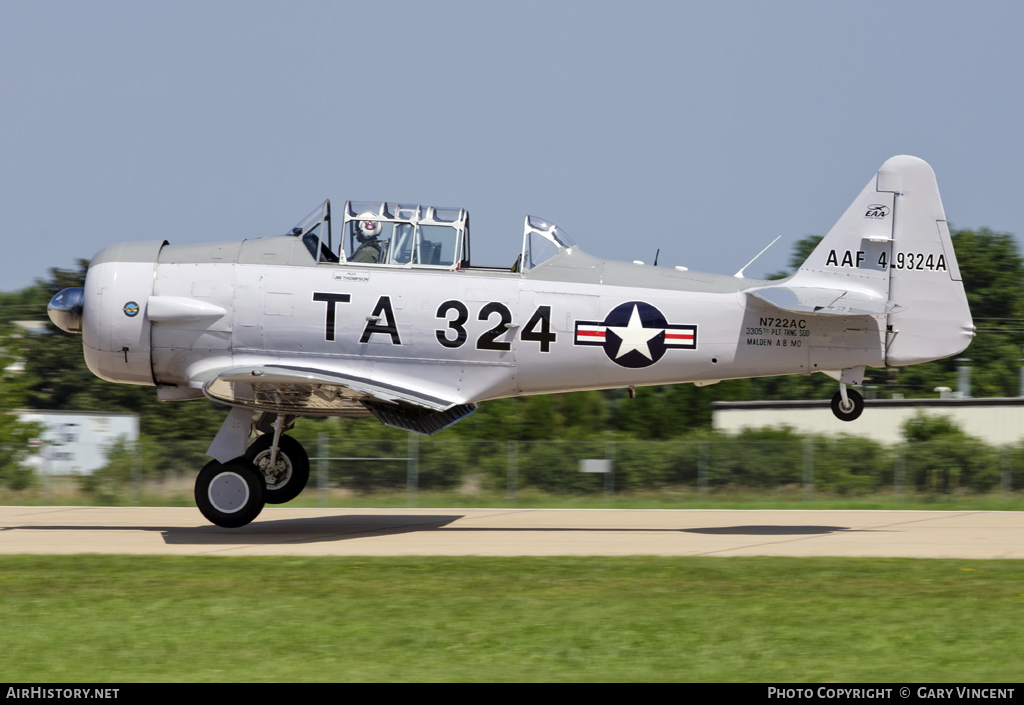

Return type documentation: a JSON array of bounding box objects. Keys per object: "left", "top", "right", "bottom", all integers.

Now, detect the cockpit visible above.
[
  {"left": 288, "top": 199, "right": 576, "bottom": 274},
  {"left": 343, "top": 201, "right": 467, "bottom": 268}
]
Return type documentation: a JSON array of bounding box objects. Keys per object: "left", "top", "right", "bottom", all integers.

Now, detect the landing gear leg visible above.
[
  {"left": 268, "top": 413, "right": 284, "bottom": 470},
  {"left": 245, "top": 415, "right": 310, "bottom": 504}
]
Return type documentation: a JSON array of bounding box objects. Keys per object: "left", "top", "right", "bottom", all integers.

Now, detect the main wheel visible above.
[
  {"left": 831, "top": 388, "right": 865, "bottom": 422},
  {"left": 195, "top": 458, "right": 266, "bottom": 528},
  {"left": 244, "top": 434, "right": 310, "bottom": 505}
]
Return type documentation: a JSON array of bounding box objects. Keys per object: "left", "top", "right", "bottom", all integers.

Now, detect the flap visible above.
[
  {"left": 748, "top": 286, "right": 898, "bottom": 316},
  {"left": 202, "top": 363, "right": 458, "bottom": 416}
]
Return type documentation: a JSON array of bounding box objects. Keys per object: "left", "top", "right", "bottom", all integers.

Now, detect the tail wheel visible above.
[
  {"left": 195, "top": 458, "right": 265, "bottom": 528},
  {"left": 244, "top": 434, "right": 310, "bottom": 505},
  {"left": 831, "top": 389, "right": 865, "bottom": 422}
]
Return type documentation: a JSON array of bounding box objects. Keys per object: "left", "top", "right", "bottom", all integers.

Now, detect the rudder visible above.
[{"left": 880, "top": 156, "right": 973, "bottom": 365}]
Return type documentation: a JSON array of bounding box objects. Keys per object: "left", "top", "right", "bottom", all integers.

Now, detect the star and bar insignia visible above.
[{"left": 574, "top": 301, "right": 697, "bottom": 368}]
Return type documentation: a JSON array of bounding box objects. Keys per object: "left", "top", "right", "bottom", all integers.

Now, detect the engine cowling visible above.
[{"left": 79, "top": 241, "right": 167, "bottom": 386}]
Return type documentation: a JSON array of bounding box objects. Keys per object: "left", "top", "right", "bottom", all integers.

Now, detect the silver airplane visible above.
[{"left": 48, "top": 155, "right": 974, "bottom": 527}]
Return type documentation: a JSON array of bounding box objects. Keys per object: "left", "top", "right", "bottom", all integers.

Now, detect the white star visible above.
[{"left": 606, "top": 305, "right": 663, "bottom": 360}]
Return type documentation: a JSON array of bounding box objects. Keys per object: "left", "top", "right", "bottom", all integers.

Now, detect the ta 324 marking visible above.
[{"left": 314, "top": 294, "right": 558, "bottom": 353}]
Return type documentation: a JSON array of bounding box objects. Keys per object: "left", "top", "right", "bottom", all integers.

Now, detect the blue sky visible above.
[{"left": 2, "top": 1, "right": 1023, "bottom": 289}]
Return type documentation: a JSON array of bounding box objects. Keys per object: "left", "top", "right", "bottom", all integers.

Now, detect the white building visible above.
[
  {"left": 712, "top": 398, "right": 1024, "bottom": 446},
  {"left": 17, "top": 410, "right": 140, "bottom": 475}
]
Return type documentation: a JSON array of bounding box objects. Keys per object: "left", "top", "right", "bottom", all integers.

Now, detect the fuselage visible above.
[{"left": 79, "top": 234, "right": 886, "bottom": 410}]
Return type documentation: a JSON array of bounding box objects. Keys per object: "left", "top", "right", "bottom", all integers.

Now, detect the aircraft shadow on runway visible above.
[
  {"left": 165, "top": 514, "right": 468, "bottom": 544},
  {"left": 681, "top": 525, "right": 853, "bottom": 535},
  {"left": 5, "top": 515, "right": 466, "bottom": 546},
  {"left": 165, "top": 518, "right": 856, "bottom": 544},
  {"left": 6, "top": 517, "right": 856, "bottom": 545}
]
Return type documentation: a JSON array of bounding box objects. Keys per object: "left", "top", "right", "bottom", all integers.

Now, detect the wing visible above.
[{"left": 201, "top": 364, "right": 476, "bottom": 435}]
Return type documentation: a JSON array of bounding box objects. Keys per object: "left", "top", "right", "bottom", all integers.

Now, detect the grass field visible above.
[{"left": 1, "top": 555, "right": 1022, "bottom": 682}]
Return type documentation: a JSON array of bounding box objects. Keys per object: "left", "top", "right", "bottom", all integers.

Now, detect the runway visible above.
[{"left": 1, "top": 506, "right": 1022, "bottom": 558}]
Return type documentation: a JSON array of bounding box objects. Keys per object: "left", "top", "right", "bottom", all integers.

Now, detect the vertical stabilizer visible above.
[{"left": 789, "top": 156, "right": 973, "bottom": 365}]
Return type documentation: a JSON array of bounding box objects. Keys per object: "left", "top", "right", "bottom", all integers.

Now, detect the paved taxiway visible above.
[{"left": 1, "top": 507, "right": 1022, "bottom": 558}]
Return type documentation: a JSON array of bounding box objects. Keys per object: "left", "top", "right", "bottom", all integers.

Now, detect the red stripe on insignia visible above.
[
  {"left": 665, "top": 333, "right": 694, "bottom": 339},
  {"left": 577, "top": 330, "right": 606, "bottom": 338}
]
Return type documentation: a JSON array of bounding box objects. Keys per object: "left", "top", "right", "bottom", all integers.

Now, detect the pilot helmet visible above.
[{"left": 356, "top": 212, "right": 381, "bottom": 242}]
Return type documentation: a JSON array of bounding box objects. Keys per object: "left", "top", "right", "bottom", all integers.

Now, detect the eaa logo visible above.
[
  {"left": 574, "top": 301, "right": 696, "bottom": 369},
  {"left": 865, "top": 204, "right": 890, "bottom": 218}
]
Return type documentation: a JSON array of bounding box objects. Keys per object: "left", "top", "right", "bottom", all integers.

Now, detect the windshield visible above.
[
  {"left": 292, "top": 200, "right": 330, "bottom": 236},
  {"left": 522, "top": 216, "right": 575, "bottom": 270},
  {"left": 290, "top": 200, "right": 336, "bottom": 262},
  {"left": 526, "top": 216, "right": 575, "bottom": 248}
]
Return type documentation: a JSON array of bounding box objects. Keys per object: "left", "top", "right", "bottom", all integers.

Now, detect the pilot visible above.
[{"left": 350, "top": 213, "right": 384, "bottom": 263}]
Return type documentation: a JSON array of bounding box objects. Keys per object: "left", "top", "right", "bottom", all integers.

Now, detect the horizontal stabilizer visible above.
[{"left": 748, "top": 286, "right": 897, "bottom": 316}]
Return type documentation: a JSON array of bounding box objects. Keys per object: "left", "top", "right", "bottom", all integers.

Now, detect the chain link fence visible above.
[{"left": 1, "top": 432, "right": 1020, "bottom": 505}]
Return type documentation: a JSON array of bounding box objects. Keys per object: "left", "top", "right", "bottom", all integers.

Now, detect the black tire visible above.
[
  {"left": 195, "top": 458, "right": 265, "bottom": 528},
  {"left": 244, "top": 434, "right": 310, "bottom": 505},
  {"left": 831, "top": 389, "right": 865, "bottom": 422}
]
